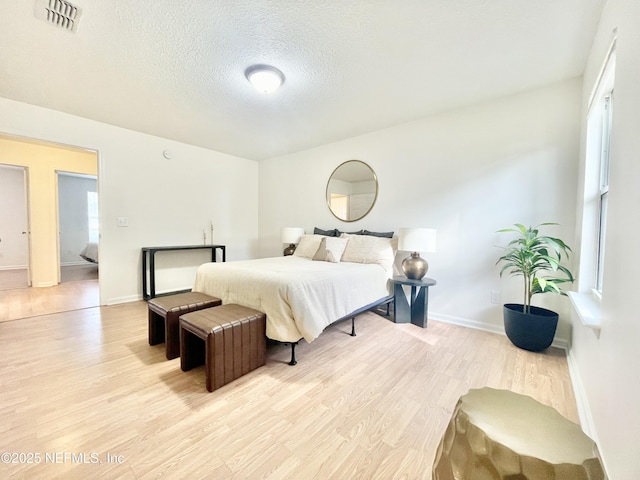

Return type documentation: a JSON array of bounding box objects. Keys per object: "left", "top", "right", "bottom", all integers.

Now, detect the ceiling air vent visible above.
[{"left": 34, "top": 0, "right": 82, "bottom": 33}]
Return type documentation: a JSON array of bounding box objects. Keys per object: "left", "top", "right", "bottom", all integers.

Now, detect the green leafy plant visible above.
[{"left": 496, "top": 223, "right": 574, "bottom": 313}]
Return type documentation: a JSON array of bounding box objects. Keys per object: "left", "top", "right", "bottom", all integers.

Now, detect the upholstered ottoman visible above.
[
  {"left": 148, "top": 292, "right": 221, "bottom": 360},
  {"left": 179, "top": 304, "right": 266, "bottom": 392}
]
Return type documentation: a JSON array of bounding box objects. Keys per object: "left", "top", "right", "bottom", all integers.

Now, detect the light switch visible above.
[{"left": 117, "top": 217, "right": 129, "bottom": 227}]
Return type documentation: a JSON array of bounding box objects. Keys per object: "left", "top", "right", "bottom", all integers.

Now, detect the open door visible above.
[{"left": 0, "top": 164, "right": 30, "bottom": 290}]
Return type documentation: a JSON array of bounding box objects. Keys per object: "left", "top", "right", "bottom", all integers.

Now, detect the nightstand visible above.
[{"left": 391, "top": 275, "right": 437, "bottom": 328}]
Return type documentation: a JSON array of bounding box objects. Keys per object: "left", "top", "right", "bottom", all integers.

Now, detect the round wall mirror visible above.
[{"left": 326, "top": 160, "right": 378, "bottom": 222}]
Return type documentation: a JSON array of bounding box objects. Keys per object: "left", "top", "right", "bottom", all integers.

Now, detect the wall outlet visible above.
[
  {"left": 491, "top": 290, "right": 501, "bottom": 304},
  {"left": 116, "top": 217, "right": 129, "bottom": 227}
]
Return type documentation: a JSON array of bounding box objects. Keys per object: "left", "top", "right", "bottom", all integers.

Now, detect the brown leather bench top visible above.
[
  {"left": 148, "top": 291, "right": 220, "bottom": 313},
  {"left": 180, "top": 303, "right": 265, "bottom": 333}
]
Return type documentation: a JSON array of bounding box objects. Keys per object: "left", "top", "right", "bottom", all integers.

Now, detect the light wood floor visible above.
[
  {"left": 0, "top": 278, "right": 99, "bottom": 322},
  {"left": 0, "top": 264, "right": 98, "bottom": 292},
  {"left": 0, "top": 267, "right": 29, "bottom": 290},
  {"left": 0, "top": 302, "right": 578, "bottom": 479},
  {"left": 60, "top": 264, "right": 99, "bottom": 283}
]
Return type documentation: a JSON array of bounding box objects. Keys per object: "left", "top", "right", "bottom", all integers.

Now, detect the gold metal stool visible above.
[{"left": 432, "top": 387, "right": 605, "bottom": 480}]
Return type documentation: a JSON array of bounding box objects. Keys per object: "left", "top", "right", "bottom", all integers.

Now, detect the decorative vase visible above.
[
  {"left": 402, "top": 252, "right": 428, "bottom": 280},
  {"left": 503, "top": 303, "right": 559, "bottom": 352}
]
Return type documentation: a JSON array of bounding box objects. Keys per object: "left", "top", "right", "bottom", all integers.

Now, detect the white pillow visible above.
[
  {"left": 312, "top": 236, "right": 349, "bottom": 263},
  {"left": 340, "top": 233, "right": 397, "bottom": 272},
  {"left": 293, "top": 234, "right": 324, "bottom": 259}
]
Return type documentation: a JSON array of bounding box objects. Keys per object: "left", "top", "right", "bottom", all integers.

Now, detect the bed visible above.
[
  {"left": 79, "top": 242, "right": 99, "bottom": 264},
  {"left": 192, "top": 233, "right": 397, "bottom": 360}
]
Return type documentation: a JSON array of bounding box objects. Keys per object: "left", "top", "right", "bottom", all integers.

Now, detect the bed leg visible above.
[
  {"left": 288, "top": 342, "right": 298, "bottom": 366},
  {"left": 350, "top": 317, "right": 356, "bottom": 337}
]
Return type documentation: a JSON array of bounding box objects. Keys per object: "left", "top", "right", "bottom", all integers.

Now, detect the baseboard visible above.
[
  {"left": 61, "top": 261, "right": 94, "bottom": 267},
  {"left": 106, "top": 286, "right": 193, "bottom": 306},
  {"left": 430, "top": 312, "right": 505, "bottom": 335},
  {"left": 566, "top": 348, "right": 609, "bottom": 476},
  {"left": 0, "top": 265, "right": 27, "bottom": 271},
  {"left": 106, "top": 294, "right": 141, "bottom": 305},
  {"left": 429, "top": 311, "right": 569, "bottom": 350},
  {"left": 566, "top": 347, "right": 599, "bottom": 440}
]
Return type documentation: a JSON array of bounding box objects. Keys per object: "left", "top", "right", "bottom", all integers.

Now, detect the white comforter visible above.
[
  {"left": 193, "top": 256, "right": 391, "bottom": 343},
  {"left": 80, "top": 242, "right": 99, "bottom": 263}
]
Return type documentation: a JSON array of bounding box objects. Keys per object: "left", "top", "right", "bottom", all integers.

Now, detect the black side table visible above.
[{"left": 391, "top": 275, "right": 437, "bottom": 328}]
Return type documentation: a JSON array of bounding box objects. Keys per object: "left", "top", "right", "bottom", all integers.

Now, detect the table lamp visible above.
[
  {"left": 281, "top": 227, "right": 305, "bottom": 256},
  {"left": 398, "top": 228, "right": 437, "bottom": 280}
]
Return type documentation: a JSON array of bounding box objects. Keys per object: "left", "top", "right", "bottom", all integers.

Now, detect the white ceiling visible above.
[{"left": 0, "top": 1, "right": 605, "bottom": 160}]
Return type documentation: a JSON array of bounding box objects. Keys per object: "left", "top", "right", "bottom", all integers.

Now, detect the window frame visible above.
[
  {"left": 584, "top": 41, "right": 616, "bottom": 299},
  {"left": 594, "top": 90, "right": 613, "bottom": 295}
]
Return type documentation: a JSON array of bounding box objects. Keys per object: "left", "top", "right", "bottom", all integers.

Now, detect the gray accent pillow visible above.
[
  {"left": 362, "top": 230, "right": 394, "bottom": 238},
  {"left": 313, "top": 227, "right": 340, "bottom": 237}
]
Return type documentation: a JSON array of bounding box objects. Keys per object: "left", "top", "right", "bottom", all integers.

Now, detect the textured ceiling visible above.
[{"left": 0, "top": 0, "right": 605, "bottom": 160}]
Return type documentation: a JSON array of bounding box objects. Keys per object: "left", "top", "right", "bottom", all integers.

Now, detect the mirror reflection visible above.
[{"left": 326, "top": 160, "right": 378, "bottom": 222}]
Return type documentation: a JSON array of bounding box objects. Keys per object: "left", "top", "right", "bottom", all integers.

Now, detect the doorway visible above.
[
  {"left": 0, "top": 134, "right": 99, "bottom": 322},
  {"left": 57, "top": 172, "right": 99, "bottom": 284}
]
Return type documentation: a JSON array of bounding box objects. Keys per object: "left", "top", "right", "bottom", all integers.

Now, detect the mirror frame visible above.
[{"left": 326, "top": 160, "right": 378, "bottom": 222}]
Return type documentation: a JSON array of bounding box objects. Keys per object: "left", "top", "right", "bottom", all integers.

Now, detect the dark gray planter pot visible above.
[{"left": 503, "top": 303, "right": 559, "bottom": 352}]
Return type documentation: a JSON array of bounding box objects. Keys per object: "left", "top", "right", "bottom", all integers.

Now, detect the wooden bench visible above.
[
  {"left": 148, "top": 292, "right": 221, "bottom": 360},
  {"left": 179, "top": 304, "right": 266, "bottom": 392}
]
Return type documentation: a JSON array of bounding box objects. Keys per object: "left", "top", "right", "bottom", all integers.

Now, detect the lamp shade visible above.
[
  {"left": 398, "top": 228, "right": 437, "bottom": 253},
  {"left": 281, "top": 227, "right": 304, "bottom": 244}
]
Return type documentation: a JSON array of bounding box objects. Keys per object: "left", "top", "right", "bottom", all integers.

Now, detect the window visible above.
[
  {"left": 87, "top": 191, "right": 99, "bottom": 243},
  {"left": 595, "top": 92, "right": 612, "bottom": 292},
  {"left": 582, "top": 43, "right": 615, "bottom": 298},
  {"left": 571, "top": 43, "right": 615, "bottom": 330}
]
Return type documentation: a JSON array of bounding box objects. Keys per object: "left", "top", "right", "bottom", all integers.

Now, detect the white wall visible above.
[
  {"left": 0, "top": 98, "right": 259, "bottom": 304},
  {"left": 570, "top": 0, "right": 640, "bottom": 477},
  {"left": 260, "top": 78, "right": 581, "bottom": 342}
]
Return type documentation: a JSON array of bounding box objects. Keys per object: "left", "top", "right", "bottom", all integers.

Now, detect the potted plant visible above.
[{"left": 496, "top": 223, "right": 574, "bottom": 351}]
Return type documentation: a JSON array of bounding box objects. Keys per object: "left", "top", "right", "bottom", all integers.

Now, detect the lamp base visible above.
[
  {"left": 283, "top": 244, "right": 296, "bottom": 256},
  {"left": 402, "top": 252, "right": 428, "bottom": 280}
]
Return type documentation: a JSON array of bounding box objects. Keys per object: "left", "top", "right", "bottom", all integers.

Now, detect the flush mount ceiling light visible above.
[{"left": 245, "top": 65, "right": 285, "bottom": 94}]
